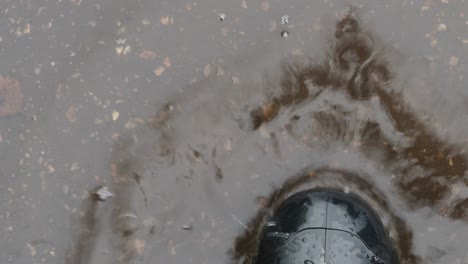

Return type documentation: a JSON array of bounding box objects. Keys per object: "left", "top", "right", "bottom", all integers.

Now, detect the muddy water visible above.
[
  {"left": 65, "top": 11, "right": 468, "bottom": 264},
  {"left": 1, "top": 1, "right": 467, "bottom": 264}
]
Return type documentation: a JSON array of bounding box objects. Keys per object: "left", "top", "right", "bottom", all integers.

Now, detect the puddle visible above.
[
  {"left": 0, "top": 1, "right": 466, "bottom": 263},
  {"left": 66, "top": 11, "right": 467, "bottom": 264}
]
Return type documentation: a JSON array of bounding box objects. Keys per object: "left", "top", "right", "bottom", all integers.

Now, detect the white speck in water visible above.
[
  {"left": 116, "top": 38, "right": 126, "bottom": 44},
  {"left": 96, "top": 186, "right": 113, "bottom": 201},
  {"left": 217, "top": 13, "right": 226, "bottom": 21},
  {"left": 281, "top": 14, "right": 289, "bottom": 24},
  {"left": 344, "top": 186, "right": 350, "bottom": 193},
  {"left": 182, "top": 224, "right": 192, "bottom": 230}
]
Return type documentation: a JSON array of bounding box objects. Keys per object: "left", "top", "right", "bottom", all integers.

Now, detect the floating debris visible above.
[
  {"left": 182, "top": 224, "right": 192, "bottom": 230},
  {"left": 0, "top": 76, "right": 24, "bottom": 118},
  {"left": 281, "top": 14, "right": 289, "bottom": 24},
  {"left": 116, "top": 38, "right": 126, "bottom": 44},
  {"left": 281, "top": 30, "right": 289, "bottom": 38},
  {"left": 92, "top": 185, "right": 114, "bottom": 202},
  {"left": 217, "top": 13, "right": 226, "bottom": 21}
]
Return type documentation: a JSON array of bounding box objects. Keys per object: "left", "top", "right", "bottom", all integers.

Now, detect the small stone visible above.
[
  {"left": 281, "top": 30, "right": 289, "bottom": 38},
  {"left": 112, "top": 111, "right": 120, "bottom": 121},
  {"left": 281, "top": 15, "right": 289, "bottom": 24},
  {"left": 217, "top": 13, "right": 226, "bottom": 21}
]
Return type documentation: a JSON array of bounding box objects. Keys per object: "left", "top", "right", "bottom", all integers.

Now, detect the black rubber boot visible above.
[{"left": 255, "top": 189, "right": 398, "bottom": 264}]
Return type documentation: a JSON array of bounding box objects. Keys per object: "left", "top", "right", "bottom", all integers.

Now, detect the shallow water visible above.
[{"left": 0, "top": 0, "right": 467, "bottom": 264}]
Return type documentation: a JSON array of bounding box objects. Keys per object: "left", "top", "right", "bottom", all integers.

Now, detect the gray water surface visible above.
[{"left": 0, "top": 0, "right": 467, "bottom": 264}]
